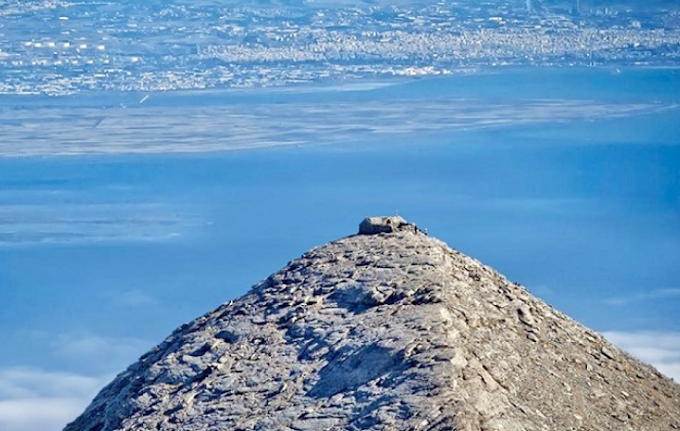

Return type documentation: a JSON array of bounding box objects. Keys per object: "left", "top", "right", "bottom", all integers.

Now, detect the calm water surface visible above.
[{"left": 1, "top": 67, "right": 678, "bottom": 374}]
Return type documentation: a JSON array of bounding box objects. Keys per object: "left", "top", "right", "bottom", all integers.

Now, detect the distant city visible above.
[{"left": 0, "top": 0, "right": 678, "bottom": 95}]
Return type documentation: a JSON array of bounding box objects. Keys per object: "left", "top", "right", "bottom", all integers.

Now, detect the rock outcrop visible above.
[{"left": 65, "top": 218, "right": 680, "bottom": 431}]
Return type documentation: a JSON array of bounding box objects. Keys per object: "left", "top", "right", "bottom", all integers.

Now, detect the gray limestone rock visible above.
[{"left": 64, "top": 218, "right": 680, "bottom": 431}]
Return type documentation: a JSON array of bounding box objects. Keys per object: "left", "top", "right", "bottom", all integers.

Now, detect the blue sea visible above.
[
  {"left": 0, "top": 67, "right": 678, "bottom": 411},
  {"left": 1, "top": 68, "right": 679, "bottom": 358}
]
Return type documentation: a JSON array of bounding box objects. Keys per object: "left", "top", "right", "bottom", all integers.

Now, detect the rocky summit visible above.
[{"left": 65, "top": 217, "right": 680, "bottom": 431}]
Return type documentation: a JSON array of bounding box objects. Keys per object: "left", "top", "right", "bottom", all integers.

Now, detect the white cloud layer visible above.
[
  {"left": 0, "top": 332, "right": 153, "bottom": 431},
  {"left": 50, "top": 332, "right": 151, "bottom": 366},
  {"left": 113, "top": 290, "right": 159, "bottom": 307},
  {"left": 0, "top": 203, "right": 198, "bottom": 246},
  {"left": 0, "top": 398, "right": 93, "bottom": 431},
  {"left": 0, "top": 99, "right": 672, "bottom": 157},
  {"left": 0, "top": 330, "right": 151, "bottom": 431},
  {"left": 0, "top": 367, "right": 107, "bottom": 431},
  {"left": 604, "top": 288, "right": 680, "bottom": 306},
  {"left": 604, "top": 331, "right": 680, "bottom": 382}
]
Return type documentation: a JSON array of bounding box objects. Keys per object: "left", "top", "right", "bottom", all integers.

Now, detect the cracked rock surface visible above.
[{"left": 65, "top": 220, "right": 680, "bottom": 431}]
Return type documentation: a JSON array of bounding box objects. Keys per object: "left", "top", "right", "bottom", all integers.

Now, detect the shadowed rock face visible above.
[{"left": 65, "top": 220, "right": 680, "bottom": 431}]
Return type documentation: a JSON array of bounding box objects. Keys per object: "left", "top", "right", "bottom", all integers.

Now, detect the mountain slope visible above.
[{"left": 65, "top": 217, "right": 680, "bottom": 431}]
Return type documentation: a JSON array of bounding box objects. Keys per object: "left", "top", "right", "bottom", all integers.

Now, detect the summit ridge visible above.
[{"left": 65, "top": 218, "right": 680, "bottom": 431}]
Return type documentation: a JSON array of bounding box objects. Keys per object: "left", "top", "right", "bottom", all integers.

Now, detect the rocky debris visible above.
[{"left": 65, "top": 218, "right": 680, "bottom": 431}]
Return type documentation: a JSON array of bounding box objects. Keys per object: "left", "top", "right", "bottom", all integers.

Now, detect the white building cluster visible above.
[{"left": 0, "top": 0, "right": 678, "bottom": 94}]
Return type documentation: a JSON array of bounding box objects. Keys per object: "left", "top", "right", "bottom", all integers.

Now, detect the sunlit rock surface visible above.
[{"left": 65, "top": 219, "right": 680, "bottom": 431}]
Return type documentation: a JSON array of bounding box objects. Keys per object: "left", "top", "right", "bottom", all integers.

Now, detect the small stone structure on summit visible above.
[
  {"left": 358, "top": 216, "right": 425, "bottom": 235},
  {"left": 65, "top": 217, "right": 680, "bottom": 431}
]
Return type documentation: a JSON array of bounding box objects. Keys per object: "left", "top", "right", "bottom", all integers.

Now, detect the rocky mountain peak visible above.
[{"left": 65, "top": 218, "right": 680, "bottom": 431}]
